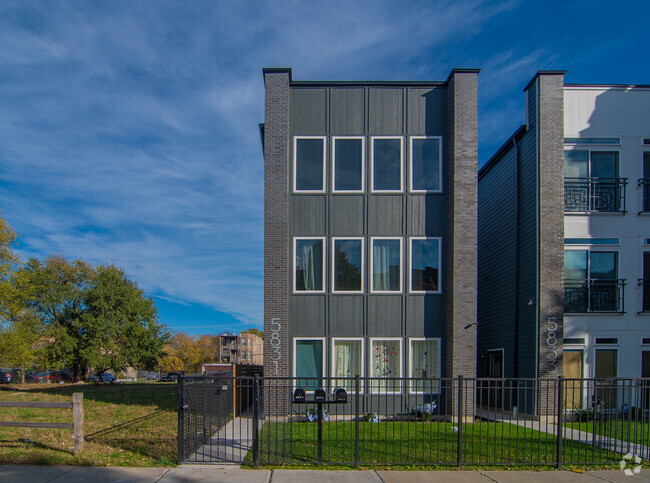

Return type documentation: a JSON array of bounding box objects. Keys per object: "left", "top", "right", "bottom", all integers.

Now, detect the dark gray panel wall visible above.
[
  {"left": 367, "top": 296, "right": 402, "bottom": 336},
  {"left": 287, "top": 83, "right": 450, "bottom": 375},
  {"left": 331, "top": 88, "right": 365, "bottom": 135},
  {"left": 330, "top": 296, "right": 364, "bottom": 336},
  {"left": 368, "top": 196, "right": 403, "bottom": 235},
  {"left": 291, "top": 196, "right": 326, "bottom": 235},
  {"left": 369, "top": 88, "right": 403, "bottom": 135},
  {"left": 407, "top": 87, "right": 447, "bottom": 135},
  {"left": 330, "top": 196, "right": 364, "bottom": 235},
  {"left": 291, "top": 88, "right": 326, "bottom": 134},
  {"left": 291, "top": 296, "right": 326, "bottom": 336}
]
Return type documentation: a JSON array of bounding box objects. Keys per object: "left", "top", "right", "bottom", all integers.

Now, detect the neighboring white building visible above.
[{"left": 562, "top": 84, "right": 650, "bottom": 380}]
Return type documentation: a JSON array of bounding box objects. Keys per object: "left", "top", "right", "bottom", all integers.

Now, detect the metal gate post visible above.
[
  {"left": 177, "top": 377, "right": 185, "bottom": 464},
  {"left": 355, "top": 375, "right": 360, "bottom": 469},
  {"left": 457, "top": 375, "right": 463, "bottom": 468},
  {"left": 556, "top": 376, "right": 564, "bottom": 469},
  {"left": 253, "top": 374, "right": 260, "bottom": 467}
]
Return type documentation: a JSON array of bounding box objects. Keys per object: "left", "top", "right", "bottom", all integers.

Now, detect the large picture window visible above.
[
  {"left": 294, "top": 238, "right": 325, "bottom": 292},
  {"left": 410, "top": 137, "right": 442, "bottom": 192},
  {"left": 294, "top": 338, "right": 324, "bottom": 391},
  {"left": 371, "top": 137, "right": 403, "bottom": 192},
  {"left": 332, "top": 238, "right": 363, "bottom": 293},
  {"left": 370, "top": 338, "right": 402, "bottom": 393},
  {"left": 410, "top": 237, "right": 441, "bottom": 293},
  {"left": 331, "top": 338, "right": 363, "bottom": 392},
  {"left": 294, "top": 137, "right": 326, "bottom": 192},
  {"left": 333, "top": 137, "right": 364, "bottom": 192},
  {"left": 371, "top": 238, "right": 402, "bottom": 292},
  {"left": 409, "top": 338, "right": 441, "bottom": 394}
]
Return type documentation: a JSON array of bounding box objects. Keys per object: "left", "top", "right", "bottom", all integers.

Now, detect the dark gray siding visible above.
[
  {"left": 516, "top": 81, "right": 540, "bottom": 379},
  {"left": 477, "top": 144, "right": 518, "bottom": 377},
  {"left": 288, "top": 84, "right": 449, "bottom": 375}
]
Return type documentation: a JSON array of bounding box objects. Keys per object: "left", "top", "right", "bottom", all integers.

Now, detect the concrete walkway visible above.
[
  {"left": 476, "top": 408, "right": 650, "bottom": 459},
  {"left": 185, "top": 409, "right": 261, "bottom": 464},
  {"left": 0, "top": 465, "right": 646, "bottom": 483}
]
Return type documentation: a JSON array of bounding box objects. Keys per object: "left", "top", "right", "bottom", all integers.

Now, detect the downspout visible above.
[{"left": 513, "top": 136, "right": 520, "bottom": 408}]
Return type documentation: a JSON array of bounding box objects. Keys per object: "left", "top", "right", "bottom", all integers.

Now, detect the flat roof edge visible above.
[
  {"left": 523, "top": 70, "right": 567, "bottom": 92},
  {"left": 565, "top": 83, "right": 650, "bottom": 89}
]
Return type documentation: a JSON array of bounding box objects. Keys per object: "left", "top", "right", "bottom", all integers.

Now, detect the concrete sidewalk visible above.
[{"left": 0, "top": 465, "right": 647, "bottom": 483}]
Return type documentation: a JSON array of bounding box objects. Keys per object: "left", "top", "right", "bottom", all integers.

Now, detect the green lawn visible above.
[
  {"left": 253, "top": 420, "right": 616, "bottom": 467},
  {"left": 0, "top": 382, "right": 178, "bottom": 466},
  {"left": 565, "top": 419, "right": 650, "bottom": 447}
]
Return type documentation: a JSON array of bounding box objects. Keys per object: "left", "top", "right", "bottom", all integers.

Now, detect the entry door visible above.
[
  {"left": 643, "top": 252, "right": 650, "bottom": 312},
  {"left": 642, "top": 351, "right": 650, "bottom": 409},
  {"left": 487, "top": 350, "right": 503, "bottom": 407},
  {"left": 564, "top": 350, "right": 584, "bottom": 409},
  {"left": 594, "top": 349, "right": 617, "bottom": 409}
]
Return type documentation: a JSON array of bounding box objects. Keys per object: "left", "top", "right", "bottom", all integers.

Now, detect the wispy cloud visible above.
[{"left": 1, "top": 0, "right": 647, "bottom": 330}]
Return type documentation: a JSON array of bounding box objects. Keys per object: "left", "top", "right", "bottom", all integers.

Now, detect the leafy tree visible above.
[
  {"left": 15, "top": 256, "right": 167, "bottom": 381},
  {"left": 241, "top": 327, "right": 263, "bottom": 339},
  {"left": 159, "top": 332, "right": 218, "bottom": 373}
]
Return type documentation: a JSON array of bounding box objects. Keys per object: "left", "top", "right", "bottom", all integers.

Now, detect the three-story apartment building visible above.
[
  {"left": 262, "top": 68, "right": 479, "bottom": 412},
  {"left": 478, "top": 71, "right": 650, "bottom": 412}
]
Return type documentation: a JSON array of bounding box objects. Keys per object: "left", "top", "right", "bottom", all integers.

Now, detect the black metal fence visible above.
[
  {"left": 564, "top": 279, "right": 626, "bottom": 313},
  {"left": 178, "top": 376, "right": 650, "bottom": 468}
]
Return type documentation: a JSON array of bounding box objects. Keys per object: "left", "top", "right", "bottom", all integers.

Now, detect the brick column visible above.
[
  {"left": 444, "top": 69, "right": 479, "bottom": 421},
  {"left": 263, "top": 68, "right": 291, "bottom": 417},
  {"left": 535, "top": 72, "right": 565, "bottom": 414}
]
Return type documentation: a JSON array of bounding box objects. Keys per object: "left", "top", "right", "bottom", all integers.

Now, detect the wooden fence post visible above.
[{"left": 72, "top": 392, "right": 84, "bottom": 454}]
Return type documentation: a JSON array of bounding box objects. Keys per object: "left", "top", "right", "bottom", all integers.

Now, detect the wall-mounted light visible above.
[
  {"left": 463, "top": 322, "right": 478, "bottom": 329},
  {"left": 528, "top": 298, "right": 536, "bottom": 306}
]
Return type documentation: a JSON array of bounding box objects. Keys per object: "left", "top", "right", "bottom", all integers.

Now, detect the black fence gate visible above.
[{"left": 177, "top": 375, "right": 259, "bottom": 464}]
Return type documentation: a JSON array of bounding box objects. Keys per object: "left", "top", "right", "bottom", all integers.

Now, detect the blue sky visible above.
[{"left": 0, "top": 1, "right": 648, "bottom": 335}]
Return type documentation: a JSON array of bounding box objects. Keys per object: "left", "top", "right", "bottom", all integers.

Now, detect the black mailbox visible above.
[
  {"left": 314, "top": 387, "right": 327, "bottom": 401},
  {"left": 293, "top": 388, "right": 306, "bottom": 402},
  {"left": 334, "top": 388, "right": 347, "bottom": 403}
]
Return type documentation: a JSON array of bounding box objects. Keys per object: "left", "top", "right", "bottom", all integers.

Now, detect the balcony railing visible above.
[
  {"left": 639, "top": 178, "right": 650, "bottom": 212},
  {"left": 564, "top": 177, "right": 627, "bottom": 213},
  {"left": 640, "top": 279, "right": 650, "bottom": 312},
  {"left": 564, "top": 279, "right": 625, "bottom": 313}
]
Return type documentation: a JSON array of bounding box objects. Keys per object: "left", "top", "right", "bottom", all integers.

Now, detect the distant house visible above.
[{"left": 215, "top": 331, "right": 263, "bottom": 366}]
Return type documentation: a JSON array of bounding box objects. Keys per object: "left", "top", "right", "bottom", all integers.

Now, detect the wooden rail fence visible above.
[{"left": 0, "top": 392, "right": 84, "bottom": 453}]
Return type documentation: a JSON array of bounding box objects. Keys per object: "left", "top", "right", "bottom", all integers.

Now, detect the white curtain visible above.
[
  {"left": 333, "top": 340, "right": 361, "bottom": 390},
  {"left": 411, "top": 340, "right": 439, "bottom": 393},
  {"left": 302, "top": 244, "right": 316, "bottom": 291},
  {"left": 373, "top": 243, "right": 390, "bottom": 291}
]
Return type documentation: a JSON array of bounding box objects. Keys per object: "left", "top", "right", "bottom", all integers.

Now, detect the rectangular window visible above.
[
  {"left": 294, "top": 338, "right": 324, "bottom": 391},
  {"left": 409, "top": 339, "right": 440, "bottom": 394},
  {"left": 564, "top": 138, "right": 620, "bottom": 145},
  {"left": 410, "top": 237, "right": 441, "bottom": 293},
  {"left": 564, "top": 350, "right": 584, "bottom": 409},
  {"left": 371, "top": 137, "right": 403, "bottom": 192},
  {"left": 370, "top": 338, "right": 402, "bottom": 393},
  {"left": 294, "top": 137, "right": 326, "bottom": 192},
  {"left": 333, "top": 137, "right": 364, "bottom": 192},
  {"left": 564, "top": 249, "right": 620, "bottom": 312},
  {"left": 371, "top": 238, "right": 402, "bottom": 292},
  {"left": 332, "top": 238, "right": 363, "bottom": 293},
  {"left": 564, "top": 150, "right": 622, "bottom": 212},
  {"left": 564, "top": 238, "right": 619, "bottom": 245},
  {"left": 410, "top": 137, "right": 442, "bottom": 192},
  {"left": 294, "top": 238, "right": 325, "bottom": 292},
  {"left": 331, "top": 338, "right": 363, "bottom": 392}
]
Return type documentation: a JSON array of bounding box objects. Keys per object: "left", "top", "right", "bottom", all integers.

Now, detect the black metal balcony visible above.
[
  {"left": 564, "top": 177, "right": 627, "bottom": 213},
  {"left": 639, "top": 178, "right": 650, "bottom": 212},
  {"left": 639, "top": 278, "right": 650, "bottom": 312},
  {"left": 564, "top": 279, "right": 625, "bottom": 313}
]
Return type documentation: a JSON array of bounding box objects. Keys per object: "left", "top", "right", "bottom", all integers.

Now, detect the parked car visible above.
[
  {"left": 0, "top": 370, "right": 12, "bottom": 383},
  {"left": 160, "top": 372, "right": 180, "bottom": 382},
  {"left": 33, "top": 370, "right": 73, "bottom": 383},
  {"left": 89, "top": 372, "right": 116, "bottom": 383}
]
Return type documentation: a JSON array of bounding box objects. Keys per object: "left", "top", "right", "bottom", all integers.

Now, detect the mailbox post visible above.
[{"left": 292, "top": 387, "right": 348, "bottom": 466}]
